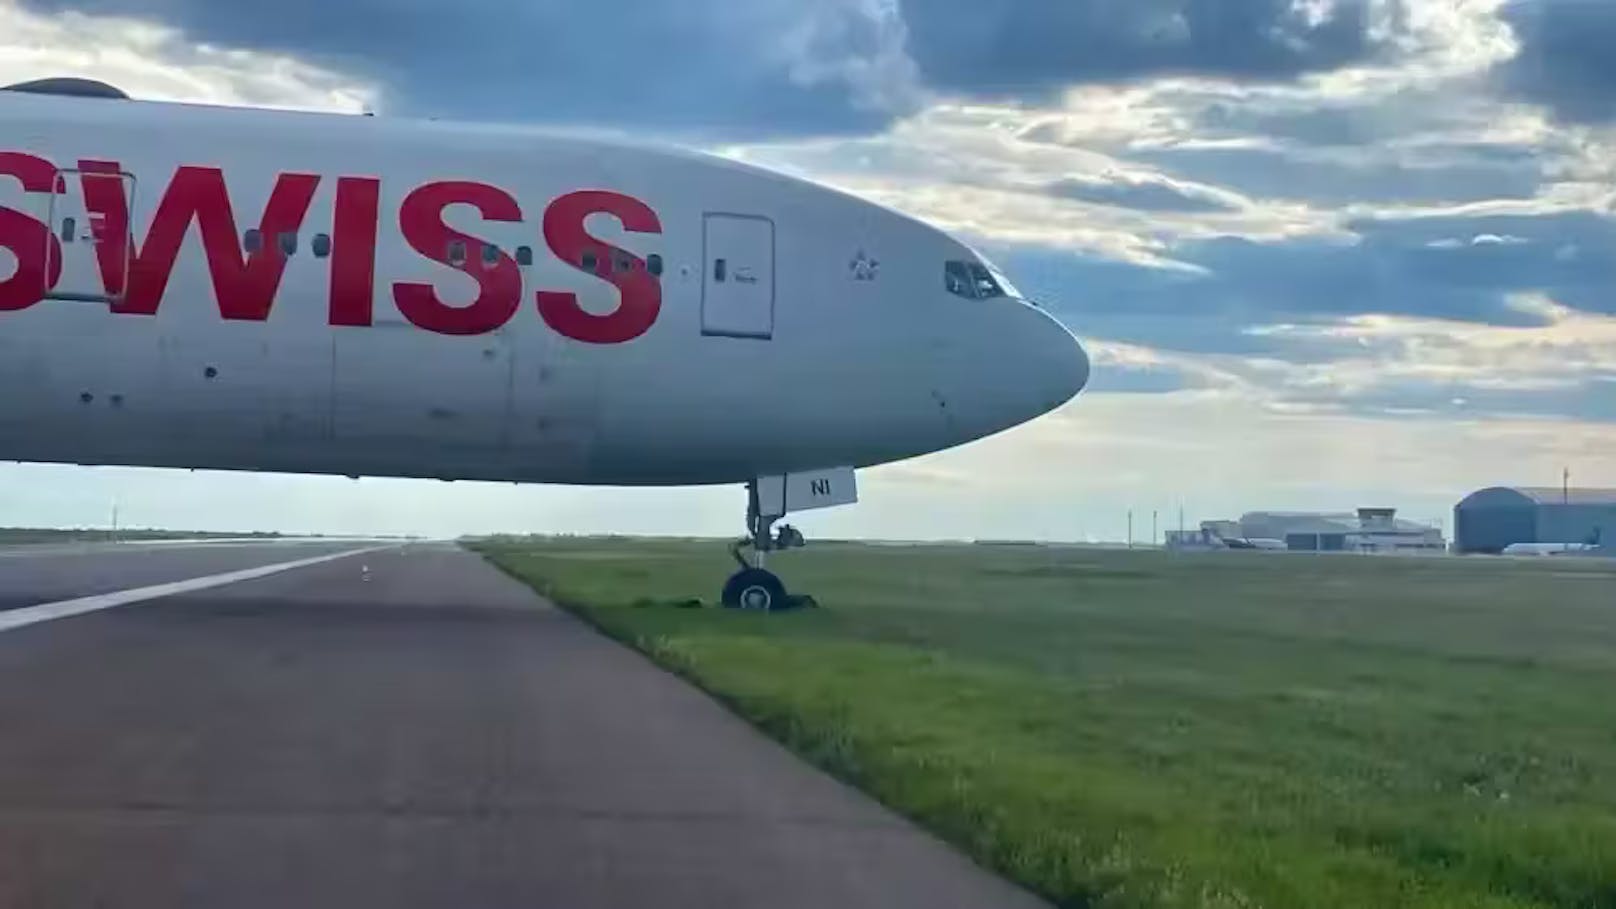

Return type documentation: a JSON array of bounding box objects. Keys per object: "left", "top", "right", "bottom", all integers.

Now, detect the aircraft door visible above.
[
  {"left": 701, "top": 212, "right": 774, "bottom": 339},
  {"left": 42, "top": 167, "right": 135, "bottom": 304}
]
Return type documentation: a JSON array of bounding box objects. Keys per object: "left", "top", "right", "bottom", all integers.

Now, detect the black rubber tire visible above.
[{"left": 721, "top": 568, "right": 788, "bottom": 611}]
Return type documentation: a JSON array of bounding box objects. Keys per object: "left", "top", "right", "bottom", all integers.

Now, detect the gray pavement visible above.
[
  {"left": 0, "top": 539, "right": 376, "bottom": 612},
  {"left": 0, "top": 541, "right": 1045, "bottom": 909}
]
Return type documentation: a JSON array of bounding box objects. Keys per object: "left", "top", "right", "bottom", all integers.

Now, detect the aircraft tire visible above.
[{"left": 722, "top": 568, "right": 788, "bottom": 611}]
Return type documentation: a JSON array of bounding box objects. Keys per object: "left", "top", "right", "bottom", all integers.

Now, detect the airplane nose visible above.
[
  {"left": 934, "top": 300, "right": 1091, "bottom": 446},
  {"left": 1034, "top": 306, "right": 1090, "bottom": 412},
  {"left": 1021, "top": 299, "right": 1085, "bottom": 412}
]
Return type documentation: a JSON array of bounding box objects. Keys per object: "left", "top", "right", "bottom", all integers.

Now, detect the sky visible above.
[{"left": 3, "top": 0, "right": 1616, "bottom": 542}]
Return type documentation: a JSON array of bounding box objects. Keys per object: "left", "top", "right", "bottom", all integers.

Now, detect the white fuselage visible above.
[{"left": 0, "top": 89, "right": 1088, "bottom": 487}]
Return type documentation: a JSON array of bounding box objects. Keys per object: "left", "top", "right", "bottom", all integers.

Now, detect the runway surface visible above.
[{"left": 0, "top": 540, "right": 1045, "bottom": 908}]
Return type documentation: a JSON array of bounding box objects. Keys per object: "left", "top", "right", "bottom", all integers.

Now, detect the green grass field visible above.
[{"left": 473, "top": 537, "right": 1616, "bottom": 909}]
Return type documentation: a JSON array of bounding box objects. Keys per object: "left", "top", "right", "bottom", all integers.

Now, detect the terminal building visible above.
[
  {"left": 1453, "top": 487, "right": 1616, "bottom": 554},
  {"left": 1239, "top": 508, "right": 1445, "bottom": 552},
  {"left": 1167, "top": 509, "right": 1445, "bottom": 553}
]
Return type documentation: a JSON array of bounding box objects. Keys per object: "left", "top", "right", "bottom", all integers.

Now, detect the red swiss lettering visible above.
[
  {"left": 80, "top": 162, "right": 320, "bottom": 319},
  {"left": 537, "top": 190, "right": 662, "bottom": 345},
  {"left": 392, "top": 181, "right": 522, "bottom": 336},
  {"left": 0, "top": 152, "right": 63, "bottom": 312},
  {"left": 329, "top": 176, "right": 380, "bottom": 327},
  {"left": 6, "top": 153, "right": 667, "bottom": 343}
]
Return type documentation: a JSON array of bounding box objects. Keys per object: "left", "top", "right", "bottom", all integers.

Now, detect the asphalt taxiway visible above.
[{"left": 0, "top": 540, "right": 1044, "bottom": 908}]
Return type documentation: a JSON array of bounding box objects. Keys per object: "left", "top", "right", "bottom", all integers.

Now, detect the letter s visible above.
[
  {"left": 537, "top": 190, "right": 662, "bottom": 344},
  {"left": 393, "top": 180, "right": 523, "bottom": 336},
  {"left": 0, "top": 152, "right": 62, "bottom": 312}
]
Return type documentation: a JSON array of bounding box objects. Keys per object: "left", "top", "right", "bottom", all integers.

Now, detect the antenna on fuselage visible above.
[{"left": 1, "top": 77, "right": 130, "bottom": 100}]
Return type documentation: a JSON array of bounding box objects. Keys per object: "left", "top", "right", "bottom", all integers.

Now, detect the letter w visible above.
[{"left": 79, "top": 162, "right": 320, "bottom": 319}]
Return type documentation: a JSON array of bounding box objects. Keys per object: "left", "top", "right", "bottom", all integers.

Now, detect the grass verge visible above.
[{"left": 472, "top": 536, "right": 1616, "bottom": 909}]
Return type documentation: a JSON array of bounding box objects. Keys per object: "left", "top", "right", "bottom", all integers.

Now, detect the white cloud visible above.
[
  {"left": 0, "top": 6, "right": 377, "bottom": 112},
  {"left": 774, "top": 0, "right": 923, "bottom": 116},
  {"left": 1208, "top": 298, "right": 1616, "bottom": 412},
  {"left": 728, "top": 101, "right": 1335, "bottom": 264},
  {"left": 2, "top": 0, "right": 1614, "bottom": 541},
  {"left": 1428, "top": 233, "right": 1529, "bottom": 248},
  {"left": 721, "top": 2, "right": 1576, "bottom": 265},
  {"left": 1298, "top": 0, "right": 1517, "bottom": 96}
]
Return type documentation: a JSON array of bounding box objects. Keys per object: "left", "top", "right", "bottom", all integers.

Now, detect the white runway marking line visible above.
[{"left": 0, "top": 545, "right": 395, "bottom": 634}]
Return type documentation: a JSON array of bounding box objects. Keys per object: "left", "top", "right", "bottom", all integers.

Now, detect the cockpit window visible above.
[
  {"left": 987, "top": 265, "right": 1023, "bottom": 300},
  {"left": 970, "top": 264, "right": 1002, "bottom": 298},
  {"left": 945, "top": 260, "right": 1007, "bottom": 300}
]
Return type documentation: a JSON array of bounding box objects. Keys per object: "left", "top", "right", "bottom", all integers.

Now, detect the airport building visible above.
[
  {"left": 1453, "top": 487, "right": 1616, "bottom": 554},
  {"left": 1167, "top": 509, "right": 1445, "bottom": 552},
  {"left": 1238, "top": 508, "right": 1446, "bottom": 552}
]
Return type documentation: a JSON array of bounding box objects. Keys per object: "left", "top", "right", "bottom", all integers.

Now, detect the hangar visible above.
[
  {"left": 1453, "top": 487, "right": 1616, "bottom": 554},
  {"left": 1238, "top": 508, "right": 1445, "bottom": 553}
]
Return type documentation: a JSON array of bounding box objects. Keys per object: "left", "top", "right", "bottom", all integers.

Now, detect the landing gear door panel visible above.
[
  {"left": 756, "top": 467, "right": 858, "bottom": 519},
  {"left": 701, "top": 212, "right": 774, "bottom": 339}
]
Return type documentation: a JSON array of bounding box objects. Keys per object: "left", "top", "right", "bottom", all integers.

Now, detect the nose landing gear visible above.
[
  {"left": 723, "top": 481, "right": 811, "bottom": 611},
  {"left": 720, "top": 468, "right": 855, "bottom": 612}
]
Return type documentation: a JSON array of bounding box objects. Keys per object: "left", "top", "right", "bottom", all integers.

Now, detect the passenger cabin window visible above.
[
  {"left": 278, "top": 232, "right": 297, "bottom": 256},
  {"left": 612, "top": 251, "right": 631, "bottom": 274},
  {"left": 482, "top": 243, "right": 499, "bottom": 265},
  {"left": 944, "top": 260, "right": 1005, "bottom": 300},
  {"left": 244, "top": 229, "right": 263, "bottom": 254},
  {"left": 312, "top": 233, "right": 332, "bottom": 258},
  {"left": 581, "top": 251, "right": 598, "bottom": 273},
  {"left": 448, "top": 239, "right": 467, "bottom": 268},
  {"left": 516, "top": 246, "right": 534, "bottom": 266},
  {"left": 647, "top": 254, "right": 663, "bottom": 277}
]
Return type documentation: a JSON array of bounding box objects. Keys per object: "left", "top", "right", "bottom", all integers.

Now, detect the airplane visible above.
[{"left": 0, "top": 76, "right": 1090, "bottom": 611}]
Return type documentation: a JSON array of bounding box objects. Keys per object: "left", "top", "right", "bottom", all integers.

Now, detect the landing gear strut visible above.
[{"left": 723, "top": 480, "right": 810, "bottom": 611}]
